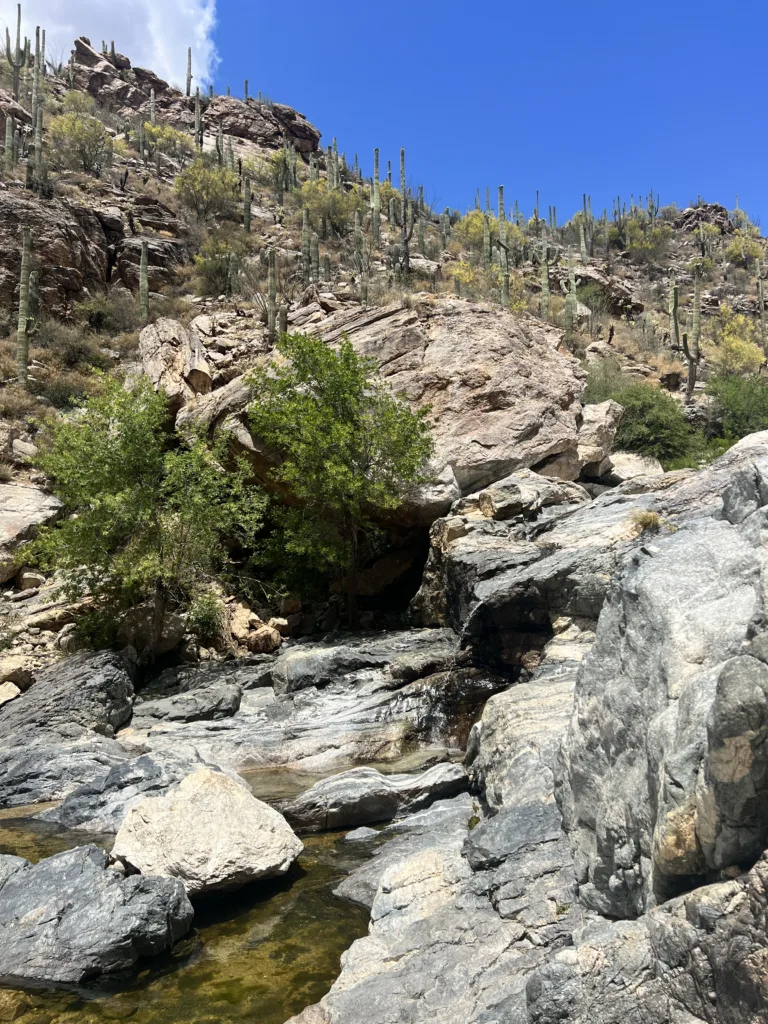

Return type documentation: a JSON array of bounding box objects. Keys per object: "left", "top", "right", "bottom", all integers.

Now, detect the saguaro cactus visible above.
[
  {"left": 186, "top": 47, "right": 192, "bottom": 96},
  {"left": 243, "top": 175, "right": 251, "bottom": 233},
  {"left": 301, "top": 207, "right": 311, "bottom": 283},
  {"left": 372, "top": 148, "right": 381, "bottom": 248},
  {"left": 400, "top": 147, "right": 410, "bottom": 273},
  {"left": 267, "top": 248, "right": 277, "bottom": 340},
  {"left": 564, "top": 247, "right": 577, "bottom": 335},
  {"left": 139, "top": 240, "right": 149, "bottom": 324},
  {"left": 482, "top": 215, "right": 491, "bottom": 267},
  {"left": 16, "top": 226, "right": 31, "bottom": 385},
  {"left": 540, "top": 242, "right": 550, "bottom": 318},
  {"left": 30, "top": 26, "right": 40, "bottom": 125},
  {"left": 4, "top": 115, "right": 14, "bottom": 174},
  {"left": 33, "top": 105, "right": 42, "bottom": 178},
  {"left": 150, "top": 89, "right": 156, "bottom": 126},
  {"left": 278, "top": 303, "right": 288, "bottom": 336},
  {"left": 759, "top": 267, "right": 767, "bottom": 355},
  {"left": 310, "top": 232, "right": 319, "bottom": 283},
  {"left": 244, "top": 79, "right": 248, "bottom": 102},
  {"left": 5, "top": 4, "right": 24, "bottom": 101},
  {"left": 680, "top": 269, "right": 701, "bottom": 401},
  {"left": 194, "top": 88, "right": 201, "bottom": 149}
]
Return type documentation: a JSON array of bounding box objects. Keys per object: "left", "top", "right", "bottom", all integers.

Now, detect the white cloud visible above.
[{"left": 0, "top": 0, "right": 218, "bottom": 89}]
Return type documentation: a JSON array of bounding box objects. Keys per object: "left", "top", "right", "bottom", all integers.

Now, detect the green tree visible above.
[
  {"left": 707, "top": 374, "right": 768, "bottom": 440},
  {"left": 35, "top": 378, "right": 264, "bottom": 660},
  {"left": 173, "top": 158, "right": 238, "bottom": 220},
  {"left": 246, "top": 334, "right": 433, "bottom": 618}
]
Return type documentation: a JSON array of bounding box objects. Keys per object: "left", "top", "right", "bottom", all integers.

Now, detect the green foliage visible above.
[
  {"left": 34, "top": 378, "right": 265, "bottom": 654},
  {"left": 194, "top": 235, "right": 248, "bottom": 296},
  {"left": 624, "top": 219, "right": 673, "bottom": 264},
  {"left": 299, "top": 179, "right": 359, "bottom": 235},
  {"left": 48, "top": 110, "right": 113, "bottom": 173},
  {"left": 707, "top": 374, "right": 768, "bottom": 441},
  {"left": 246, "top": 334, "right": 433, "bottom": 603},
  {"left": 708, "top": 303, "right": 764, "bottom": 374},
  {"left": 613, "top": 383, "right": 693, "bottom": 464},
  {"left": 142, "top": 122, "right": 194, "bottom": 164},
  {"left": 187, "top": 590, "right": 226, "bottom": 647},
  {"left": 74, "top": 291, "right": 142, "bottom": 335},
  {"left": 173, "top": 158, "right": 238, "bottom": 221},
  {"left": 725, "top": 229, "right": 762, "bottom": 269}
]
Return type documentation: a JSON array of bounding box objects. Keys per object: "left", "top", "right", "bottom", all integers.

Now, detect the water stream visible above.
[{"left": 0, "top": 807, "right": 371, "bottom": 1024}]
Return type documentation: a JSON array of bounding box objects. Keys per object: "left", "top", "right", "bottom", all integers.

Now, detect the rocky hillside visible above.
[{"left": 0, "top": 15, "right": 768, "bottom": 1024}]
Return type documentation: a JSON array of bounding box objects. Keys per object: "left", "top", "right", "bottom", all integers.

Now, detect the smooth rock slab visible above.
[
  {"left": 112, "top": 767, "right": 303, "bottom": 894},
  {"left": 130, "top": 678, "right": 242, "bottom": 724},
  {"left": 283, "top": 762, "right": 468, "bottom": 831},
  {"left": 0, "top": 845, "right": 192, "bottom": 988}
]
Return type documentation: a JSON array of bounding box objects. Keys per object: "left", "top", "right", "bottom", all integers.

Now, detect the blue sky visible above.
[{"left": 211, "top": 0, "right": 767, "bottom": 225}]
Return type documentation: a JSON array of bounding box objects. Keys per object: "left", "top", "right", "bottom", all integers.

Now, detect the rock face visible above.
[
  {"left": 0, "top": 484, "right": 61, "bottom": 583},
  {"left": 139, "top": 318, "right": 213, "bottom": 413},
  {"left": 0, "top": 845, "right": 192, "bottom": 987},
  {"left": 283, "top": 762, "right": 468, "bottom": 831},
  {"left": 112, "top": 767, "right": 303, "bottom": 894},
  {"left": 289, "top": 433, "right": 768, "bottom": 1024},
  {"left": 117, "top": 630, "right": 501, "bottom": 775},
  {"left": 131, "top": 678, "right": 243, "bottom": 725},
  {"left": 0, "top": 651, "right": 134, "bottom": 744}
]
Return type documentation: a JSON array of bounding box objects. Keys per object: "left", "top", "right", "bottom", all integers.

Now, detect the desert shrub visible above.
[
  {"left": 612, "top": 383, "right": 693, "bottom": 464},
  {"left": 74, "top": 292, "right": 142, "bottom": 335},
  {"left": 36, "top": 321, "right": 110, "bottom": 370},
  {"left": 725, "top": 230, "right": 762, "bottom": 268},
  {"left": 299, "top": 179, "right": 358, "bottom": 235},
  {"left": 194, "top": 236, "right": 249, "bottom": 296},
  {"left": 620, "top": 220, "right": 673, "bottom": 264},
  {"left": 707, "top": 374, "right": 768, "bottom": 441},
  {"left": 582, "top": 358, "right": 629, "bottom": 403},
  {"left": 31, "top": 368, "right": 100, "bottom": 408},
  {"left": 708, "top": 304, "right": 764, "bottom": 375},
  {"left": 174, "top": 159, "right": 238, "bottom": 221},
  {"left": 142, "top": 123, "right": 194, "bottom": 165},
  {"left": 630, "top": 509, "right": 663, "bottom": 535},
  {"left": 187, "top": 590, "right": 226, "bottom": 647},
  {"left": 48, "top": 111, "right": 113, "bottom": 174}
]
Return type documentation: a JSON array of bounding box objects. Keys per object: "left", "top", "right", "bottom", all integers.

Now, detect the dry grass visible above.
[{"left": 631, "top": 509, "right": 663, "bottom": 535}]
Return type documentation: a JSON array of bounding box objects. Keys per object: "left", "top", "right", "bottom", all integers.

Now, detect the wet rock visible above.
[
  {"left": 283, "top": 762, "right": 468, "bottom": 831},
  {"left": 112, "top": 767, "right": 303, "bottom": 894},
  {"left": 0, "top": 845, "right": 192, "bottom": 988},
  {"left": 38, "top": 751, "right": 208, "bottom": 833}
]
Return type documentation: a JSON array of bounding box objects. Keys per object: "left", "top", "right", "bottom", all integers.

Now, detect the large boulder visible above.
[
  {"left": 283, "top": 762, "right": 468, "bottom": 831},
  {"left": 0, "top": 484, "right": 61, "bottom": 583},
  {"left": 0, "top": 845, "right": 192, "bottom": 988},
  {"left": 130, "top": 678, "right": 242, "bottom": 725},
  {"left": 112, "top": 767, "right": 303, "bottom": 894},
  {"left": 316, "top": 298, "right": 585, "bottom": 512}
]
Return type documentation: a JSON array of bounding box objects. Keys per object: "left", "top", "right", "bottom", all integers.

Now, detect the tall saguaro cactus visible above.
[
  {"left": 186, "top": 47, "right": 192, "bottom": 96},
  {"left": 564, "top": 247, "right": 576, "bottom": 336},
  {"left": 681, "top": 268, "right": 701, "bottom": 401},
  {"left": 372, "top": 148, "right": 381, "bottom": 248},
  {"left": 310, "top": 232, "right": 319, "bottom": 283},
  {"left": 16, "top": 226, "right": 31, "bottom": 386},
  {"left": 267, "top": 248, "right": 277, "bottom": 340},
  {"left": 194, "top": 87, "right": 201, "bottom": 149},
  {"left": 5, "top": 4, "right": 24, "bottom": 101},
  {"left": 301, "top": 207, "right": 311, "bottom": 283},
  {"left": 150, "top": 89, "right": 156, "bottom": 126},
  {"left": 540, "top": 242, "right": 550, "bottom": 318},
  {"left": 139, "top": 240, "right": 149, "bottom": 324},
  {"left": 243, "top": 175, "right": 251, "bottom": 233},
  {"left": 758, "top": 267, "right": 767, "bottom": 355},
  {"left": 400, "top": 147, "right": 412, "bottom": 274},
  {"left": 4, "top": 114, "right": 14, "bottom": 174}
]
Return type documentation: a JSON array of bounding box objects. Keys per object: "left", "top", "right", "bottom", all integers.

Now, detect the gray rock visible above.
[
  {"left": 283, "top": 762, "right": 468, "bottom": 831},
  {"left": 131, "top": 678, "right": 242, "bottom": 724},
  {"left": 0, "top": 734, "right": 128, "bottom": 808},
  {"left": 0, "top": 845, "right": 192, "bottom": 988},
  {"left": 0, "top": 651, "right": 134, "bottom": 744},
  {"left": 0, "top": 483, "right": 61, "bottom": 583},
  {"left": 38, "top": 751, "right": 205, "bottom": 832}
]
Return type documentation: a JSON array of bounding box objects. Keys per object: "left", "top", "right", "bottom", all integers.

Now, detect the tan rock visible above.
[
  {"left": 0, "top": 656, "right": 34, "bottom": 690},
  {"left": 229, "top": 601, "right": 261, "bottom": 643},
  {"left": 247, "top": 624, "right": 282, "bottom": 653},
  {"left": 0, "top": 681, "right": 21, "bottom": 707},
  {"left": 577, "top": 400, "right": 624, "bottom": 473},
  {"left": 139, "top": 318, "right": 212, "bottom": 413},
  {"left": 15, "top": 568, "right": 45, "bottom": 591},
  {"left": 267, "top": 617, "right": 290, "bottom": 636},
  {"left": 112, "top": 767, "right": 303, "bottom": 894}
]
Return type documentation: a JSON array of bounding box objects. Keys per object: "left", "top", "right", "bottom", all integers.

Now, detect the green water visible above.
[{"left": 0, "top": 816, "right": 371, "bottom": 1024}]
